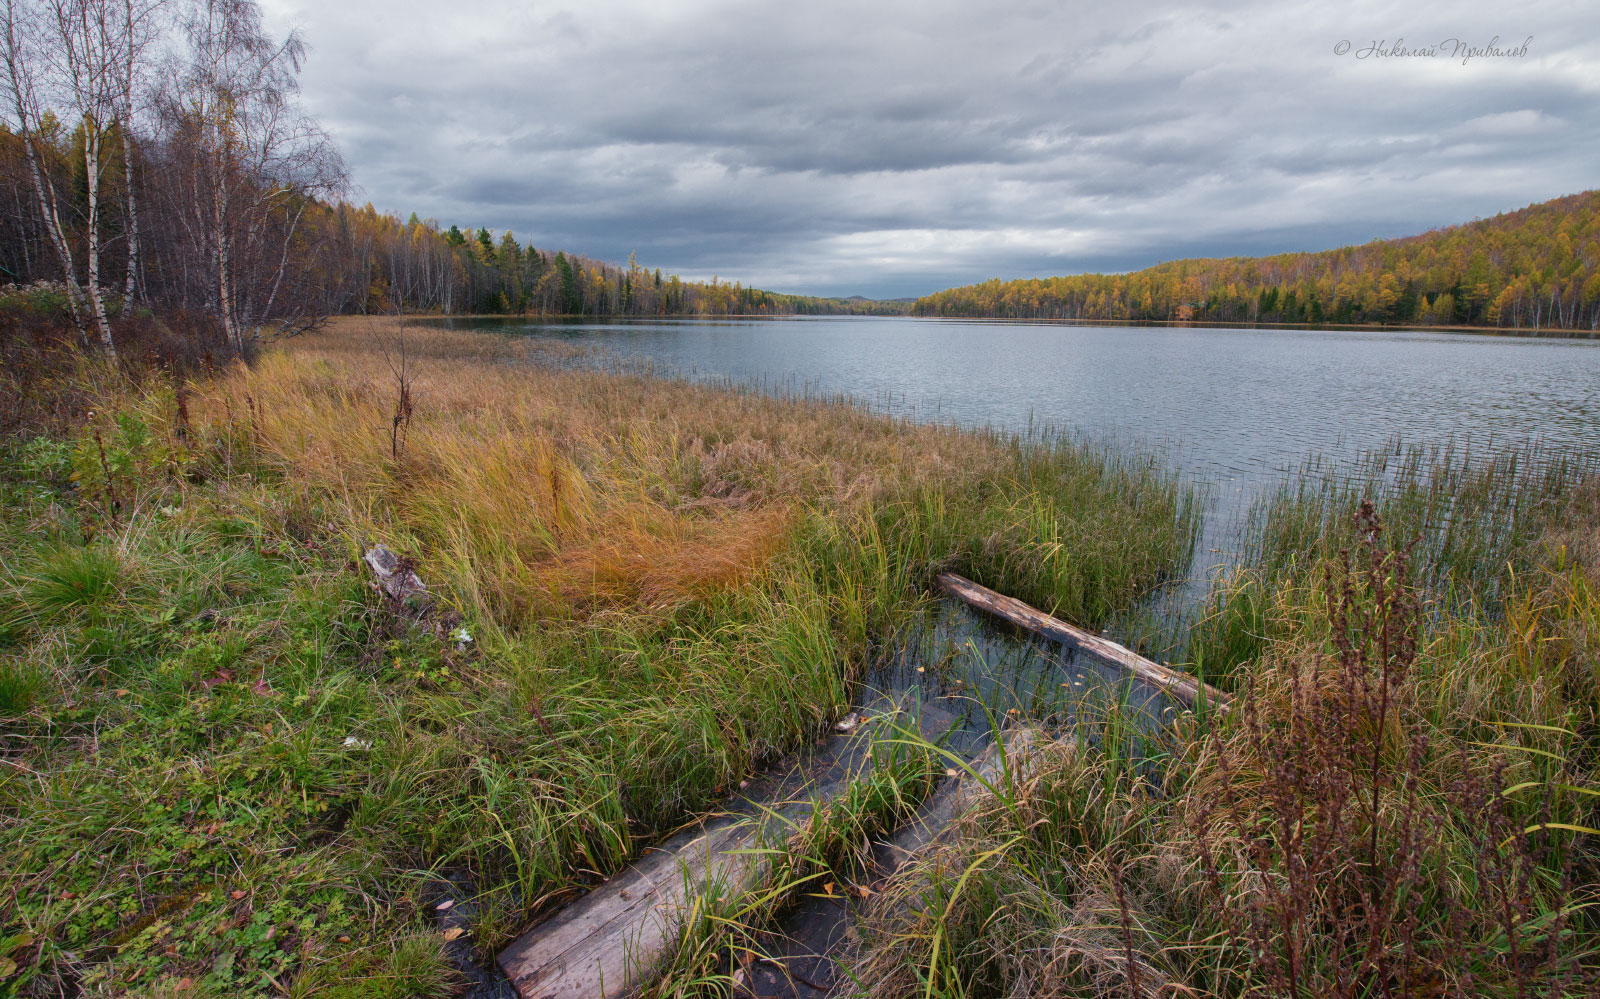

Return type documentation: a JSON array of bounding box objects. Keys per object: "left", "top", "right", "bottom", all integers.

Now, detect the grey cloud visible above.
[{"left": 262, "top": 0, "right": 1600, "bottom": 298}]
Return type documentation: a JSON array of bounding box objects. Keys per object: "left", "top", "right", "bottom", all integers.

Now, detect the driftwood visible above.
[
  {"left": 877, "top": 725, "right": 1038, "bottom": 865},
  {"left": 363, "top": 544, "right": 432, "bottom": 609},
  {"left": 936, "top": 573, "right": 1227, "bottom": 710},
  {"left": 498, "top": 699, "right": 956, "bottom": 999}
]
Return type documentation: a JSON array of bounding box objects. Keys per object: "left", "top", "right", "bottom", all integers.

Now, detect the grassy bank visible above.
[
  {"left": 0, "top": 318, "right": 1198, "bottom": 996},
  {"left": 858, "top": 447, "right": 1600, "bottom": 997}
]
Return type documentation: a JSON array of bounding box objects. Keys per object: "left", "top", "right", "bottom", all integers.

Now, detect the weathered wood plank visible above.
[
  {"left": 497, "top": 699, "right": 955, "bottom": 999},
  {"left": 876, "top": 726, "right": 1036, "bottom": 866},
  {"left": 744, "top": 727, "right": 1042, "bottom": 999},
  {"left": 935, "top": 572, "right": 1228, "bottom": 710}
]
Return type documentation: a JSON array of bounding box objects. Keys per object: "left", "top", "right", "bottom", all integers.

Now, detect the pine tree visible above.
[{"left": 555, "top": 252, "right": 579, "bottom": 315}]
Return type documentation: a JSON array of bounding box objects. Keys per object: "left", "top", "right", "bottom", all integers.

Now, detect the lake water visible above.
[{"left": 450, "top": 316, "right": 1600, "bottom": 546}]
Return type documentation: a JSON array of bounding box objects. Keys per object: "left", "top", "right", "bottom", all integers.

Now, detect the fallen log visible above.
[
  {"left": 497, "top": 698, "right": 955, "bottom": 999},
  {"left": 935, "top": 572, "right": 1227, "bottom": 710}
]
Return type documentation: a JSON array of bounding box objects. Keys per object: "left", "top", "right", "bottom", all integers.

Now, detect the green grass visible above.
[
  {"left": 0, "top": 325, "right": 1201, "bottom": 996},
  {"left": 1184, "top": 438, "right": 1600, "bottom": 688}
]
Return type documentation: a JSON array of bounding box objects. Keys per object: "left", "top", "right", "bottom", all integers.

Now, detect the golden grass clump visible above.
[{"left": 190, "top": 319, "right": 847, "bottom": 623}]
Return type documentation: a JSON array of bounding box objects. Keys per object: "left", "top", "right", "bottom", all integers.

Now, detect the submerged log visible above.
[
  {"left": 935, "top": 572, "right": 1228, "bottom": 710},
  {"left": 877, "top": 725, "right": 1038, "bottom": 865},
  {"left": 497, "top": 699, "right": 955, "bottom": 999}
]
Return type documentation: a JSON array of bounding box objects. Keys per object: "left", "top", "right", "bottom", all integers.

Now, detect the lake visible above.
[{"left": 446, "top": 316, "right": 1600, "bottom": 551}]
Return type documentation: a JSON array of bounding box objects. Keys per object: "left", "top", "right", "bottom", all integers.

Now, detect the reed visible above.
[{"left": 855, "top": 468, "right": 1600, "bottom": 999}]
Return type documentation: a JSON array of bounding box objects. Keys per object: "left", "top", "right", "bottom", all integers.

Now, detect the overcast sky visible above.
[{"left": 257, "top": 0, "right": 1598, "bottom": 299}]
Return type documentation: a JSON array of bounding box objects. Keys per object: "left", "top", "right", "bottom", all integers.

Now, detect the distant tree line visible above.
[
  {"left": 318, "top": 206, "right": 908, "bottom": 318},
  {"left": 0, "top": 0, "right": 895, "bottom": 362},
  {"left": 914, "top": 191, "right": 1600, "bottom": 332}
]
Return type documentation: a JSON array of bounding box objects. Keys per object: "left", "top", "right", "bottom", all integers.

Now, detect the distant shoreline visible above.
[{"left": 394, "top": 312, "right": 1600, "bottom": 340}]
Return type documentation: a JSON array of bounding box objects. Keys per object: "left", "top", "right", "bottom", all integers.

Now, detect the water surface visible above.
[{"left": 449, "top": 316, "right": 1600, "bottom": 549}]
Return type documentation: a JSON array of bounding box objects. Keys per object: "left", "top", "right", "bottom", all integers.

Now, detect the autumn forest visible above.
[{"left": 914, "top": 190, "right": 1600, "bottom": 331}]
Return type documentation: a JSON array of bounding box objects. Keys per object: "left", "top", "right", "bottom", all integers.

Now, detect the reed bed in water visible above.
[
  {"left": 1186, "top": 438, "right": 1600, "bottom": 687},
  {"left": 0, "top": 317, "right": 1198, "bottom": 996}
]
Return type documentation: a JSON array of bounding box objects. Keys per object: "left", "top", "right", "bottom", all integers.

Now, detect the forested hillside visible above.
[{"left": 914, "top": 191, "right": 1600, "bottom": 331}]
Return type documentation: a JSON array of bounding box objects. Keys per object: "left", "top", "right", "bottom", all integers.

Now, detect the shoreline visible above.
[
  {"left": 378, "top": 311, "right": 1600, "bottom": 340},
  {"left": 2, "top": 322, "right": 1598, "bottom": 996}
]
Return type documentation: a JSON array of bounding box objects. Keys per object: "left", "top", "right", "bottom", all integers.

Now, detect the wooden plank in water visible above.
[
  {"left": 935, "top": 572, "right": 1227, "bottom": 710},
  {"left": 743, "top": 727, "right": 1042, "bottom": 999},
  {"left": 497, "top": 700, "right": 955, "bottom": 999}
]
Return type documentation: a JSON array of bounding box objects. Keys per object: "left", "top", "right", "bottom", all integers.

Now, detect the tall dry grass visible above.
[{"left": 192, "top": 319, "right": 1042, "bottom": 625}]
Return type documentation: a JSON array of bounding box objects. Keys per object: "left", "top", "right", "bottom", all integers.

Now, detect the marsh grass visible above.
[
  {"left": 0, "top": 318, "right": 1199, "bottom": 996},
  {"left": 1186, "top": 439, "right": 1600, "bottom": 687},
  {"left": 854, "top": 461, "right": 1600, "bottom": 998}
]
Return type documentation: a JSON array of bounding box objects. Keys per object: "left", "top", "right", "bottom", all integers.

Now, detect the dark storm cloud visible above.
[{"left": 260, "top": 0, "right": 1599, "bottom": 298}]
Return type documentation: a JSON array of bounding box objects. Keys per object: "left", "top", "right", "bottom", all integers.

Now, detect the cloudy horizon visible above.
[{"left": 258, "top": 0, "right": 1598, "bottom": 299}]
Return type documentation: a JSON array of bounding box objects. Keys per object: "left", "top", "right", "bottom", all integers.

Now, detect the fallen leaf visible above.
[
  {"left": 435, "top": 899, "right": 455, "bottom": 911},
  {"left": 945, "top": 768, "right": 959, "bottom": 778},
  {"left": 230, "top": 890, "right": 246, "bottom": 900},
  {"left": 441, "top": 927, "right": 466, "bottom": 941},
  {"left": 822, "top": 881, "right": 835, "bottom": 897},
  {"left": 252, "top": 679, "right": 278, "bottom": 697},
  {"left": 262, "top": 925, "right": 276, "bottom": 943},
  {"left": 174, "top": 978, "right": 194, "bottom": 993},
  {"left": 336, "top": 935, "right": 351, "bottom": 944},
  {"left": 855, "top": 884, "right": 872, "bottom": 898},
  {"left": 113, "top": 688, "right": 130, "bottom": 697}
]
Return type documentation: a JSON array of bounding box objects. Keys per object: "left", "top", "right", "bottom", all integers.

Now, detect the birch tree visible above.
[
  {"left": 159, "top": 0, "right": 342, "bottom": 351},
  {"left": 49, "top": 0, "right": 124, "bottom": 352},
  {"left": 2, "top": 0, "right": 93, "bottom": 343},
  {"left": 112, "top": 0, "right": 165, "bottom": 304},
  {"left": 2, "top": 0, "right": 165, "bottom": 357}
]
